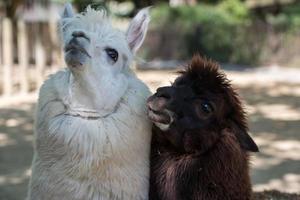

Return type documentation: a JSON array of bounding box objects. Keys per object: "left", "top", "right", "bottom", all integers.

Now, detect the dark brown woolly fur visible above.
[{"left": 148, "top": 55, "right": 259, "bottom": 200}]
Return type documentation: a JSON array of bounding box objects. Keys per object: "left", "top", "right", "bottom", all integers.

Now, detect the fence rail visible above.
[{"left": 0, "top": 18, "right": 63, "bottom": 101}]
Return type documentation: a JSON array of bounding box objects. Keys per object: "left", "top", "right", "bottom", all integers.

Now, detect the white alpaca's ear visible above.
[
  {"left": 62, "top": 3, "right": 74, "bottom": 18},
  {"left": 126, "top": 7, "right": 151, "bottom": 53}
]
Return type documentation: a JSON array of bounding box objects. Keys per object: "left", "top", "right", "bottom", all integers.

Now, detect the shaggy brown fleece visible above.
[{"left": 148, "top": 55, "right": 259, "bottom": 200}]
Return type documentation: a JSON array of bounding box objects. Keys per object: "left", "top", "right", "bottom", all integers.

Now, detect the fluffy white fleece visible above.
[
  {"left": 27, "top": 69, "right": 151, "bottom": 200},
  {"left": 27, "top": 4, "right": 152, "bottom": 199}
]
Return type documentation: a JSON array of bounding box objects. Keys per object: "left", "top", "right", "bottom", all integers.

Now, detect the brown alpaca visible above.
[{"left": 147, "top": 55, "right": 259, "bottom": 200}]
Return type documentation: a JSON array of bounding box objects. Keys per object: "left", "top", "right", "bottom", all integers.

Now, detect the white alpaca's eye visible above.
[{"left": 105, "top": 48, "right": 118, "bottom": 62}]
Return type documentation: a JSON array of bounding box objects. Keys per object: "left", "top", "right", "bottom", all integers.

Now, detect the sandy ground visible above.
[{"left": 0, "top": 66, "right": 299, "bottom": 199}]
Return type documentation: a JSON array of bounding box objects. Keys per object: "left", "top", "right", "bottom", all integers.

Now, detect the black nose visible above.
[
  {"left": 155, "top": 86, "right": 174, "bottom": 100},
  {"left": 72, "top": 31, "right": 90, "bottom": 41}
]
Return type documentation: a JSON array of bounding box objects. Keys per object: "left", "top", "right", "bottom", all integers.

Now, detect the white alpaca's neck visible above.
[{"left": 65, "top": 69, "right": 128, "bottom": 118}]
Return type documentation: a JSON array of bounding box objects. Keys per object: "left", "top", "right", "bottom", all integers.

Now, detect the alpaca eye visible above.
[
  {"left": 201, "top": 101, "right": 214, "bottom": 114},
  {"left": 105, "top": 48, "right": 118, "bottom": 62}
]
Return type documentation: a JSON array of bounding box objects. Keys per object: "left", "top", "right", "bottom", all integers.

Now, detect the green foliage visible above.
[
  {"left": 218, "top": 0, "right": 249, "bottom": 20},
  {"left": 148, "top": 1, "right": 300, "bottom": 65},
  {"left": 200, "top": 0, "right": 227, "bottom": 4},
  {"left": 265, "top": 3, "right": 300, "bottom": 33},
  {"left": 72, "top": 0, "right": 107, "bottom": 12},
  {"left": 150, "top": 2, "right": 257, "bottom": 64}
]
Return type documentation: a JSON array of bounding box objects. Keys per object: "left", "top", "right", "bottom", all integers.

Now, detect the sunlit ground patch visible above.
[
  {"left": 267, "top": 84, "right": 300, "bottom": 97},
  {"left": 0, "top": 132, "right": 16, "bottom": 147},
  {"left": 253, "top": 173, "right": 300, "bottom": 193},
  {"left": 246, "top": 103, "right": 300, "bottom": 121},
  {"left": 0, "top": 168, "right": 31, "bottom": 186}
]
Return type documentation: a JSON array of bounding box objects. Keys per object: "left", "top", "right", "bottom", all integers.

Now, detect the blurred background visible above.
[{"left": 0, "top": 0, "right": 299, "bottom": 199}]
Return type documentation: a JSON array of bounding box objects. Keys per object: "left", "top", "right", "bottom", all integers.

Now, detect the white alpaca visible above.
[{"left": 27, "top": 3, "right": 152, "bottom": 200}]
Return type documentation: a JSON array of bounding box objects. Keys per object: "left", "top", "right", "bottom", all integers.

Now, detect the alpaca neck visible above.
[{"left": 66, "top": 70, "right": 126, "bottom": 118}]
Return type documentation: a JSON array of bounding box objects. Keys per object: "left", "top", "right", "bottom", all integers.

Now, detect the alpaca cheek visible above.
[
  {"left": 163, "top": 129, "right": 184, "bottom": 150},
  {"left": 94, "top": 46, "right": 101, "bottom": 55},
  {"left": 121, "top": 54, "right": 128, "bottom": 71},
  {"left": 183, "top": 132, "right": 218, "bottom": 154},
  {"left": 183, "top": 133, "right": 200, "bottom": 153},
  {"left": 92, "top": 46, "right": 103, "bottom": 62}
]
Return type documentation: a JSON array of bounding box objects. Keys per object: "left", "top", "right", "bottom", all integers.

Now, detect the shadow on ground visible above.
[
  {"left": 0, "top": 104, "right": 35, "bottom": 200},
  {"left": 238, "top": 83, "right": 300, "bottom": 193}
]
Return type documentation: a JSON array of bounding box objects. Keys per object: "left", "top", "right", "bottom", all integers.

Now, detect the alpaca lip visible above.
[
  {"left": 147, "top": 107, "right": 171, "bottom": 124},
  {"left": 64, "top": 44, "right": 91, "bottom": 58}
]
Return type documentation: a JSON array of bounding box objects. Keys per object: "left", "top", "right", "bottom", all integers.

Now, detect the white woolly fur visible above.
[{"left": 27, "top": 4, "right": 152, "bottom": 200}]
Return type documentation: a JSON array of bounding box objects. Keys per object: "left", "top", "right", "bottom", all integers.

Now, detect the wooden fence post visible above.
[
  {"left": 2, "top": 18, "right": 13, "bottom": 96},
  {"left": 18, "top": 20, "right": 29, "bottom": 94},
  {"left": 0, "top": 19, "right": 2, "bottom": 83},
  {"left": 35, "top": 24, "right": 46, "bottom": 88},
  {"left": 49, "top": 20, "right": 62, "bottom": 70}
]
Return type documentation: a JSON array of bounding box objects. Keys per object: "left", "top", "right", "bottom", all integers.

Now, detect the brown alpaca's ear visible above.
[
  {"left": 237, "top": 130, "right": 259, "bottom": 152},
  {"left": 231, "top": 123, "right": 259, "bottom": 152}
]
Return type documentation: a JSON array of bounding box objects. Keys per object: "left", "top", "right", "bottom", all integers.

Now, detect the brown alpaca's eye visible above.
[
  {"left": 201, "top": 101, "right": 214, "bottom": 114},
  {"left": 105, "top": 48, "right": 118, "bottom": 62}
]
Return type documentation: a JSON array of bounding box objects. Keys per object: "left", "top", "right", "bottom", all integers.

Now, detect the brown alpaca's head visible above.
[{"left": 147, "top": 55, "right": 258, "bottom": 154}]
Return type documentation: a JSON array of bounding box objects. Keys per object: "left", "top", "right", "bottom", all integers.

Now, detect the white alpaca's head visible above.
[{"left": 59, "top": 3, "right": 150, "bottom": 116}]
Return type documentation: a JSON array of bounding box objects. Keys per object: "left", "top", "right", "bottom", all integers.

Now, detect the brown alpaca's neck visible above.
[{"left": 150, "top": 132, "right": 252, "bottom": 200}]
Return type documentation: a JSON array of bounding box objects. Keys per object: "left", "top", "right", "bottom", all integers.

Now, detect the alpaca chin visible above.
[
  {"left": 152, "top": 110, "right": 174, "bottom": 131},
  {"left": 154, "top": 122, "right": 170, "bottom": 131},
  {"left": 64, "top": 50, "right": 88, "bottom": 69}
]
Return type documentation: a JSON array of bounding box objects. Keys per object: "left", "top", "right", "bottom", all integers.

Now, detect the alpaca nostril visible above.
[
  {"left": 72, "top": 31, "right": 84, "bottom": 37},
  {"left": 156, "top": 92, "right": 170, "bottom": 99},
  {"left": 72, "top": 31, "right": 90, "bottom": 41},
  {"left": 156, "top": 87, "right": 173, "bottom": 100}
]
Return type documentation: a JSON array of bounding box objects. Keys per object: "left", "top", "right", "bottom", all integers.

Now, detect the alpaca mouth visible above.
[
  {"left": 148, "top": 107, "right": 171, "bottom": 124},
  {"left": 64, "top": 44, "right": 91, "bottom": 58}
]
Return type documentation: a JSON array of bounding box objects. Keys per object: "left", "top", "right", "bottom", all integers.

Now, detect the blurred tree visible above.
[
  {"left": 0, "top": 0, "right": 51, "bottom": 18},
  {"left": 128, "top": 0, "right": 168, "bottom": 14},
  {"left": 0, "top": 0, "right": 23, "bottom": 18},
  {"left": 200, "top": 0, "right": 222, "bottom": 3},
  {"left": 68, "top": 0, "right": 169, "bottom": 14},
  {"left": 199, "top": 0, "right": 247, "bottom": 4},
  {"left": 170, "top": 0, "right": 197, "bottom": 6},
  {"left": 71, "top": 0, "right": 107, "bottom": 12}
]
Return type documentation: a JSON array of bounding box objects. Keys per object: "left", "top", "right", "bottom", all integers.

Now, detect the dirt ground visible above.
[{"left": 0, "top": 67, "right": 299, "bottom": 200}]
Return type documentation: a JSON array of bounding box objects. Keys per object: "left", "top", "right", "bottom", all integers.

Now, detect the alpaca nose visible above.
[
  {"left": 72, "top": 31, "right": 90, "bottom": 41},
  {"left": 156, "top": 86, "right": 174, "bottom": 100}
]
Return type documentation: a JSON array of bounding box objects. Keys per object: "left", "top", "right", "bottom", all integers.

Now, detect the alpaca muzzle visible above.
[
  {"left": 65, "top": 38, "right": 91, "bottom": 58},
  {"left": 147, "top": 95, "right": 172, "bottom": 125}
]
